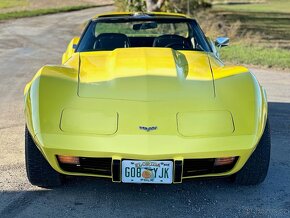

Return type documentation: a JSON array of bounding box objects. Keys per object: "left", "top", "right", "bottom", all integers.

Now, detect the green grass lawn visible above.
[
  {"left": 211, "top": 0, "right": 290, "bottom": 69},
  {"left": 214, "top": 0, "right": 290, "bottom": 13},
  {"left": 0, "top": 0, "right": 113, "bottom": 21},
  {"left": 216, "top": 11, "right": 290, "bottom": 46},
  {"left": 212, "top": 0, "right": 290, "bottom": 46},
  {"left": 0, "top": 5, "right": 98, "bottom": 20},
  {"left": 220, "top": 44, "right": 290, "bottom": 69},
  {"left": 0, "top": 0, "right": 27, "bottom": 9}
]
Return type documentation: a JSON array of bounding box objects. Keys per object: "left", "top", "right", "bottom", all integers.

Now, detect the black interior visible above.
[
  {"left": 92, "top": 33, "right": 193, "bottom": 51},
  {"left": 128, "top": 36, "right": 156, "bottom": 47},
  {"left": 153, "top": 34, "right": 192, "bottom": 50},
  {"left": 93, "top": 33, "right": 130, "bottom": 51}
]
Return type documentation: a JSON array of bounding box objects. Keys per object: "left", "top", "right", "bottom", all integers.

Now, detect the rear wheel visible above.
[
  {"left": 25, "top": 126, "right": 64, "bottom": 188},
  {"left": 232, "top": 120, "right": 271, "bottom": 185}
]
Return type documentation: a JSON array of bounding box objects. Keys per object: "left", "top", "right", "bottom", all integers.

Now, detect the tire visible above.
[
  {"left": 232, "top": 120, "right": 271, "bottom": 185},
  {"left": 25, "top": 126, "right": 64, "bottom": 188}
]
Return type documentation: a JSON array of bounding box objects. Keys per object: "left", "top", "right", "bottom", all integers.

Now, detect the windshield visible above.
[{"left": 77, "top": 18, "right": 211, "bottom": 52}]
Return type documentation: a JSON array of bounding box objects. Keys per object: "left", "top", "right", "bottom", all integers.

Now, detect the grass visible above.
[
  {"left": 215, "top": 11, "right": 290, "bottom": 47},
  {"left": 214, "top": 0, "right": 290, "bottom": 13},
  {"left": 209, "top": 0, "right": 290, "bottom": 69},
  {"left": 220, "top": 44, "right": 290, "bottom": 69},
  {"left": 0, "top": 5, "right": 100, "bottom": 20},
  {"left": 0, "top": 0, "right": 28, "bottom": 9},
  {"left": 212, "top": 1, "right": 290, "bottom": 47}
]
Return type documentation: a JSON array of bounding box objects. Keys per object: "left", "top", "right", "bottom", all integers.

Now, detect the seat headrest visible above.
[
  {"left": 94, "top": 33, "right": 130, "bottom": 51},
  {"left": 153, "top": 34, "right": 191, "bottom": 49}
]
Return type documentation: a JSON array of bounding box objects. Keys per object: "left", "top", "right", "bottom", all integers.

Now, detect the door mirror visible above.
[
  {"left": 215, "top": 37, "right": 229, "bottom": 48},
  {"left": 62, "top": 37, "right": 80, "bottom": 64}
]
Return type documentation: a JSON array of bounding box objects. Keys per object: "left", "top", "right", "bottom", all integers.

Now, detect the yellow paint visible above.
[
  {"left": 78, "top": 48, "right": 214, "bottom": 101},
  {"left": 60, "top": 108, "right": 118, "bottom": 135},
  {"left": 177, "top": 111, "right": 234, "bottom": 137},
  {"left": 62, "top": 37, "right": 80, "bottom": 64}
]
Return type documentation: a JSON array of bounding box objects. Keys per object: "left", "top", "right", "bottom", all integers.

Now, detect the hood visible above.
[{"left": 78, "top": 48, "right": 214, "bottom": 101}]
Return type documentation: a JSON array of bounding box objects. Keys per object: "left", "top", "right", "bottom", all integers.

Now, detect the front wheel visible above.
[
  {"left": 25, "top": 126, "right": 64, "bottom": 188},
  {"left": 232, "top": 120, "right": 271, "bottom": 185}
]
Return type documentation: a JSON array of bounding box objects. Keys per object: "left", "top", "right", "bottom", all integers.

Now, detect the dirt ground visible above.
[{"left": 0, "top": 5, "right": 289, "bottom": 217}]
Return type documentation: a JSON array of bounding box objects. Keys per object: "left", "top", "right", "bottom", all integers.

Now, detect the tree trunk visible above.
[{"left": 145, "top": 0, "right": 166, "bottom": 12}]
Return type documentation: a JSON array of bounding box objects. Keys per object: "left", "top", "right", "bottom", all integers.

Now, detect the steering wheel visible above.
[{"left": 165, "top": 42, "right": 191, "bottom": 50}]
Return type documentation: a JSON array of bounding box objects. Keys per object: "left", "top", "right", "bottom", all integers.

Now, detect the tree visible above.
[
  {"left": 115, "top": 0, "right": 211, "bottom": 13},
  {"left": 145, "top": 0, "right": 166, "bottom": 12}
]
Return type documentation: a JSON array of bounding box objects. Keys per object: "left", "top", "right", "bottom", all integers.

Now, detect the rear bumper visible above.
[{"left": 34, "top": 133, "right": 259, "bottom": 182}]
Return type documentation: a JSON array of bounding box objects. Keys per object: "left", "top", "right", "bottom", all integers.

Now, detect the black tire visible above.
[
  {"left": 25, "top": 126, "right": 64, "bottom": 188},
  {"left": 232, "top": 120, "right": 271, "bottom": 185}
]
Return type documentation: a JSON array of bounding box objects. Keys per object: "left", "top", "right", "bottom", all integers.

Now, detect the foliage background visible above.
[{"left": 115, "top": 0, "right": 211, "bottom": 13}]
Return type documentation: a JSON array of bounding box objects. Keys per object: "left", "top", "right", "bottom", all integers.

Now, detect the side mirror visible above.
[
  {"left": 62, "top": 37, "right": 80, "bottom": 64},
  {"left": 215, "top": 37, "right": 229, "bottom": 48}
]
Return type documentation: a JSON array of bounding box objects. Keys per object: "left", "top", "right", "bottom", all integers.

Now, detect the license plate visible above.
[{"left": 121, "top": 160, "right": 173, "bottom": 184}]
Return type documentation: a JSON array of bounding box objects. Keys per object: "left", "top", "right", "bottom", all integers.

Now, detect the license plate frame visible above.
[{"left": 121, "top": 160, "right": 173, "bottom": 184}]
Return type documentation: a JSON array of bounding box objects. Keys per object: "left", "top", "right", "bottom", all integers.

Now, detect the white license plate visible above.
[{"left": 121, "top": 160, "right": 173, "bottom": 184}]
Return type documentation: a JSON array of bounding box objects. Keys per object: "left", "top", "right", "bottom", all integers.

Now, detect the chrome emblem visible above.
[{"left": 139, "top": 126, "right": 158, "bottom": 132}]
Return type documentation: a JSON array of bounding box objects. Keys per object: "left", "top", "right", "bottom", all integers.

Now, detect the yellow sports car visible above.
[{"left": 24, "top": 12, "right": 271, "bottom": 187}]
